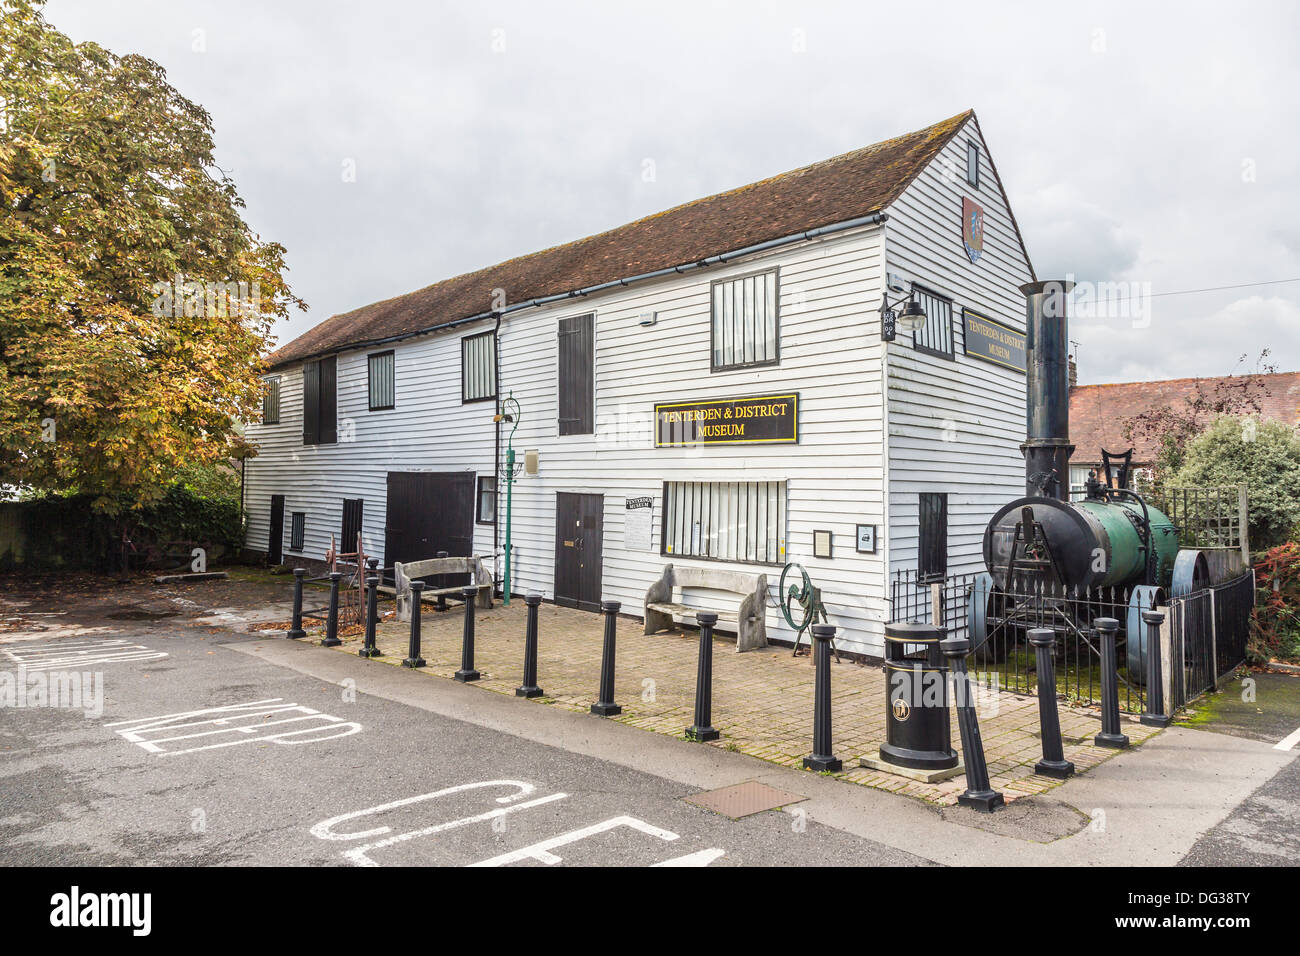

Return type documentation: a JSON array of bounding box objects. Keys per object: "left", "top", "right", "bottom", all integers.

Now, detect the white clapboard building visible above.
[{"left": 245, "top": 110, "right": 1035, "bottom": 657}]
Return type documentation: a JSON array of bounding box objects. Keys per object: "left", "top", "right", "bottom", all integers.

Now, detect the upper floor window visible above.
[
  {"left": 368, "top": 351, "right": 395, "bottom": 411},
  {"left": 302, "top": 355, "right": 337, "bottom": 445},
  {"left": 261, "top": 376, "right": 281, "bottom": 425},
  {"left": 557, "top": 314, "right": 594, "bottom": 435},
  {"left": 711, "top": 269, "right": 779, "bottom": 371},
  {"left": 911, "top": 284, "right": 954, "bottom": 359},
  {"left": 462, "top": 331, "right": 496, "bottom": 403},
  {"left": 966, "top": 140, "right": 979, "bottom": 188}
]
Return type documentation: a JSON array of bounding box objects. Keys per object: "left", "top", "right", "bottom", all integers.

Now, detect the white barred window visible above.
[
  {"left": 711, "top": 270, "right": 779, "bottom": 370},
  {"left": 662, "top": 480, "right": 786, "bottom": 564}
]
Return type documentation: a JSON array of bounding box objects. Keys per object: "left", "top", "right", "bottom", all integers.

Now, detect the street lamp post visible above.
[{"left": 494, "top": 393, "right": 522, "bottom": 607}]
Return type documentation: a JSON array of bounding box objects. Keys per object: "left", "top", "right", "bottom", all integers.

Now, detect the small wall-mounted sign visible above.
[
  {"left": 962, "top": 197, "right": 985, "bottom": 263},
  {"left": 624, "top": 496, "right": 654, "bottom": 551},
  {"left": 962, "top": 310, "right": 1026, "bottom": 373},
  {"left": 654, "top": 393, "right": 798, "bottom": 447},
  {"left": 855, "top": 524, "right": 877, "bottom": 554},
  {"left": 812, "top": 529, "right": 833, "bottom": 559}
]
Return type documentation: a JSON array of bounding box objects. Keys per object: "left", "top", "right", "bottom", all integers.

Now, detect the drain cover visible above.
[{"left": 684, "top": 781, "right": 806, "bottom": 819}]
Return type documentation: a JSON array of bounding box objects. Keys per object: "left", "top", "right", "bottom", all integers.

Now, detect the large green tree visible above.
[
  {"left": 0, "top": 0, "right": 302, "bottom": 513},
  {"left": 1169, "top": 416, "right": 1300, "bottom": 550}
]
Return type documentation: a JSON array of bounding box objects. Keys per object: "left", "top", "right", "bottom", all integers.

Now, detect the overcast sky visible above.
[{"left": 43, "top": 0, "right": 1300, "bottom": 385}]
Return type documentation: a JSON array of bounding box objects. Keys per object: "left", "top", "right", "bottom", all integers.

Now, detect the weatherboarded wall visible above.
[
  {"left": 244, "top": 223, "right": 894, "bottom": 653},
  {"left": 884, "top": 115, "right": 1034, "bottom": 589}
]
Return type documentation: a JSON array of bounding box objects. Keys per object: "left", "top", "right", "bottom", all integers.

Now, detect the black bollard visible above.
[
  {"left": 322, "top": 572, "right": 342, "bottom": 647},
  {"left": 685, "top": 612, "right": 720, "bottom": 742},
  {"left": 454, "top": 585, "right": 480, "bottom": 682},
  {"left": 803, "top": 624, "right": 842, "bottom": 772},
  {"left": 287, "top": 567, "right": 307, "bottom": 639},
  {"left": 516, "top": 592, "right": 544, "bottom": 698},
  {"left": 941, "top": 635, "right": 1004, "bottom": 812},
  {"left": 359, "top": 574, "right": 381, "bottom": 658},
  {"left": 1093, "top": 618, "right": 1129, "bottom": 748},
  {"left": 1029, "top": 627, "right": 1074, "bottom": 778},
  {"left": 435, "top": 550, "right": 449, "bottom": 612},
  {"left": 591, "top": 601, "right": 622, "bottom": 716},
  {"left": 1141, "top": 610, "right": 1171, "bottom": 728},
  {"left": 402, "top": 581, "right": 426, "bottom": 668}
]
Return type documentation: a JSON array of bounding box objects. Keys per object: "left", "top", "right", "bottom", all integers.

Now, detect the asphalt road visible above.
[
  {"left": 0, "top": 585, "right": 925, "bottom": 868},
  {"left": 1179, "top": 672, "right": 1300, "bottom": 867}
]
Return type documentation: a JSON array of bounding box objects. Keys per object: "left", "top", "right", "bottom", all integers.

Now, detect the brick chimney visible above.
[{"left": 1068, "top": 352, "right": 1078, "bottom": 388}]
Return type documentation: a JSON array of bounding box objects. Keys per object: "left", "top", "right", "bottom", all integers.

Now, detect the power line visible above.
[{"left": 1146, "top": 277, "right": 1300, "bottom": 299}]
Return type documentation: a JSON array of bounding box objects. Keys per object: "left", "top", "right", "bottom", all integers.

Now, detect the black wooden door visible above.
[
  {"left": 268, "top": 494, "right": 285, "bottom": 565},
  {"left": 554, "top": 492, "right": 603, "bottom": 611},
  {"left": 341, "top": 498, "right": 364, "bottom": 553},
  {"left": 384, "top": 472, "right": 475, "bottom": 570}
]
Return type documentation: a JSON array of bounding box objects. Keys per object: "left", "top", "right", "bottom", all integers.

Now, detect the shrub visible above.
[
  {"left": 1251, "top": 542, "right": 1300, "bottom": 663},
  {"left": 1169, "top": 416, "right": 1300, "bottom": 551},
  {"left": 138, "top": 463, "right": 243, "bottom": 554}
]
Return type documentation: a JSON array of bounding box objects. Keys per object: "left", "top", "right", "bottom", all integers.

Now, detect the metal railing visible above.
[
  {"left": 1168, "top": 570, "right": 1254, "bottom": 709},
  {"left": 889, "top": 569, "right": 1148, "bottom": 712}
]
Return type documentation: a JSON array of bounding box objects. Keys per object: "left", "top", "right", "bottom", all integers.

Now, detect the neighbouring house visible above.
[
  {"left": 244, "top": 109, "right": 1036, "bottom": 657},
  {"left": 1068, "top": 370, "right": 1300, "bottom": 493}
]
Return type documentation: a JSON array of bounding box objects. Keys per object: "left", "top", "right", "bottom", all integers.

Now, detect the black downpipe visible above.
[
  {"left": 492, "top": 312, "right": 502, "bottom": 560},
  {"left": 1020, "top": 280, "right": 1076, "bottom": 501}
]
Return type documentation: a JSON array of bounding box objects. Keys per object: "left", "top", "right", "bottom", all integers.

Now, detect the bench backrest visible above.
[
  {"left": 397, "top": 556, "right": 480, "bottom": 580},
  {"left": 668, "top": 565, "right": 763, "bottom": 597}
]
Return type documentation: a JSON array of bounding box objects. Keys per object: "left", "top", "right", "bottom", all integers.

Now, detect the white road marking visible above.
[
  {"left": 653, "top": 848, "right": 727, "bottom": 867},
  {"left": 106, "top": 698, "right": 361, "bottom": 755},
  {"left": 1275, "top": 725, "right": 1300, "bottom": 752},
  {"left": 311, "top": 781, "right": 568, "bottom": 867},
  {"left": 469, "top": 815, "right": 679, "bottom": 867},
  {"left": 4, "top": 639, "right": 167, "bottom": 671},
  {"left": 312, "top": 780, "right": 547, "bottom": 841}
]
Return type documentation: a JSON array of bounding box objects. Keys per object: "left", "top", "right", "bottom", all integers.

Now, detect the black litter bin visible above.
[{"left": 880, "top": 622, "right": 958, "bottom": 771}]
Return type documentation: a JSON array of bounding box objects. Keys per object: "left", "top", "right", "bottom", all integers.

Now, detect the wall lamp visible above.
[{"left": 879, "top": 290, "right": 927, "bottom": 341}]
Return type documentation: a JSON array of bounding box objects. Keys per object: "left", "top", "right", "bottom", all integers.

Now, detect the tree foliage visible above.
[
  {"left": 1168, "top": 416, "right": 1300, "bottom": 551},
  {"left": 1123, "top": 350, "right": 1276, "bottom": 479},
  {"left": 0, "top": 0, "right": 303, "bottom": 514}
]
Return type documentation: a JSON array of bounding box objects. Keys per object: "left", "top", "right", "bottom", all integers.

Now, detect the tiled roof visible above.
[
  {"left": 268, "top": 111, "right": 980, "bottom": 368},
  {"left": 1069, "top": 371, "right": 1300, "bottom": 465}
]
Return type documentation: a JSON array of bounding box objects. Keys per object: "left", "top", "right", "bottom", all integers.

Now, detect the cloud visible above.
[
  {"left": 1074, "top": 294, "right": 1300, "bottom": 384},
  {"left": 39, "top": 0, "right": 1300, "bottom": 384}
]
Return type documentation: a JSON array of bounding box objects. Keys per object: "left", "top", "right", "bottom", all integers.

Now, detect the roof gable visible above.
[{"left": 268, "top": 111, "right": 975, "bottom": 367}]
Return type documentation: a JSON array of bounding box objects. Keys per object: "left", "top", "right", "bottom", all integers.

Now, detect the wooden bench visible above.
[
  {"left": 392, "top": 556, "right": 494, "bottom": 621},
  {"left": 643, "top": 563, "right": 768, "bottom": 652}
]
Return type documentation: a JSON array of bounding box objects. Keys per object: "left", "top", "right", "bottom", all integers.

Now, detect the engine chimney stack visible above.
[{"left": 1020, "top": 280, "right": 1076, "bottom": 500}]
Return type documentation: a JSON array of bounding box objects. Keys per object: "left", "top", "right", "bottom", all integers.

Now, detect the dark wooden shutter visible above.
[
  {"left": 302, "top": 362, "right": 320, "bottom": 445},
  {"left": 341, "top": 498, "right": 363, "bottom": 552},
  {"left": 319, "top": 355, "right": 337, "bottom": 444},
  {"left": 918, "top": 492, "right": 948, "bottom": 583},
  {"left": 558, "top": 314, "right": 593, "bottom": 436}
]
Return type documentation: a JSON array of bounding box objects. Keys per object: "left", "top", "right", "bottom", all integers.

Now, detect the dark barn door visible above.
[
  {"left": 268, "top": 494, "right": 285, "bottom": 565},
  {"left": 384, "top": 472, "right": 475, "bottom": 573},
  {"left": 554, "top": 492, "right": 603, "bottom": 611}
]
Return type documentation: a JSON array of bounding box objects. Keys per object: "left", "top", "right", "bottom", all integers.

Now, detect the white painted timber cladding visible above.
[
  {"left": 884, "top": 115, "right": 1034, "bottom": 587},
  {"left": 245, "top": 225, "right": 892, "bottom": 653},
  {"left": 246, "top": 118, "right": 1037, "bottom": 657}
]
